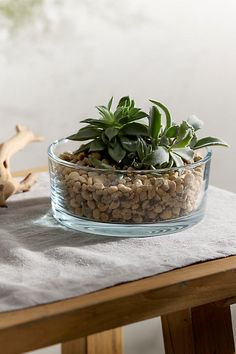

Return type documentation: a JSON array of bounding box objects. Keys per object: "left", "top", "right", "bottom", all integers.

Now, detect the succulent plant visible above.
[{"left": 68, "top": 96, "right": 228, "bottom": 169}]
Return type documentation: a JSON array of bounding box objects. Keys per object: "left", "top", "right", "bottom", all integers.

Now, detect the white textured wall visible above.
[{"left": 0, "top": 0, "right": 235, "bottom": 191}]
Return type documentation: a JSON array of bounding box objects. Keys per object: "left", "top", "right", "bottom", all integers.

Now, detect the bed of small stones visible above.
[{"left": 52, "top": 153, "right": 204, "bottom": 224}]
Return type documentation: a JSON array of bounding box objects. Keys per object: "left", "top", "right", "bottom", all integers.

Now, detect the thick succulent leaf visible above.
[
  {"left": 107, "top": 96, "right": 113, "bottom": 110},
  {"left": 130, "top": 99, "right": 135, "bottom": 108},
  {"left": 108, "top": 141, "right": 126, "bottom": 163},
  {"left": 105, "top": 127, "right": 119, "bottom": 141},
  {"left": 89, "top": 156, "right": 112, "bottom": 169},
  {"left": 189, "top": 133, "right": 198, "bottom": 148},
  {"left": 117, "top": 96, "right": 130, "bottom": 108},
  {"left": 120, "top": 136, "right": 138, "bottom": 152},
  {"left": 89, "top": 139, "right": 105, "bottom": 152},
  {"left": 170, "top": 152, "right": 184, "bottom": 167},
  {"left": 119, "top": 110, "right": 147, "bottom": 124},
  {"left": 101, "top": 132, "right": 109, "bottom": 144},
  {"left": 96, "top": 106, "right": 114, "bottom": 122},
  {"left": 173, "top": 129, "right": 193, "bottom": 148},
  {"left": 166, "top": 125, "right": 179, "bottom": 138},
  {"left": 178, "top": 121, "right": 193, "bottom": 138},
  {"left": 80, "top": 118, "right": 110, "bottom": 128},
  {"left": 114, "top": 107, "right": 123, "bottom": 121},
  {"left": 193, "top": 137, "right": 229, "bottom": 149},
  {"left": 187, "top": 115, "right": 203, "bottom": 131},
  {"left": 149, "top": 106, "right": 162, "bottom": 139},
  {"left": 137, "top": 137, "right": 147, "bottom": 161},
  {"left": 67, "top": 126, "right": 101, "bottom": 141},
  {"left": 160, "top": 135, "right": 169, "bottom": 146},
  {"left": 143, "top": 146, "right": 169, "bottom": 166},
  {"left": 120, "top": 122, "right": 148, "bottom": 136},
  {"left": 171, "top": 147, "right": 194, "bottom": 162},
  {"left": 149, "top": 100, "right": 172, "bottom": 130},
  {"left": 75, "top": 141, "right": 91, "bottom": 153}
]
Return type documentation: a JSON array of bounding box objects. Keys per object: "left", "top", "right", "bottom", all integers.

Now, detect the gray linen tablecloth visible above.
[{"left": 0, "top": 173, "right": 236, "bottom": 312}]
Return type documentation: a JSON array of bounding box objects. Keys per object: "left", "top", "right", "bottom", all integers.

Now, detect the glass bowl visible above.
[{"left": 48, "top": 139, "right": 212, "bottom": 237}]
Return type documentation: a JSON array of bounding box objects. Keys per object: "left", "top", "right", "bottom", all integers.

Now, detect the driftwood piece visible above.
[{"left": 0, "top": 125, "right": 44, "bottom": 207}]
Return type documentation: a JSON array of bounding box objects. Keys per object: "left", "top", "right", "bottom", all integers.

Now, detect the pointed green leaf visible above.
[
  {"left": 149, "top": 99, "right": 172, "bottom": 130},
  {"left": 166, "top": 125, "right": 179, "bottom": 138},
  {"left": 96, "top": 106, "right": 114, "bottom": 122},
  {"left": 173, "top": 129, "right": 193, "bottom": 148},
  {"left": 117, "top": 96, "right": 130, "bottom": 108},
  {"left": 89, "top": 139, "right": 105, "bottom": 152},
  {"left": 67, "top": 126, "right": 101, "bottom": 141},
  {"left": 108, "top": 141, "right": 126, "bottom": 163},
  {"left": 120, "top": 122, "right": 148, "bottom": 136},
  {"left": 80, "top": 118, "right": 110, "bottom": 128},
  {"left": 75, "top": 141, "right": 91, "bottom": 153},
  {"left": 172, "top": 147, "right": 194, "bottom": 162},
  {"left": 193, "top": 137, "right": 229, "bottom": 150},
  {"left": 120, "top": 136, "right": 138, "bottom": 152},
  {"left": 149, "top": 106, "right": 162, "bottom": 139},
  {"left": 107, "top": 96, "right": 113, "bottom": 110},
  {"left": 143, "top": 146, "right": 169, "bottom": 166},
  {"left": 170, "top": 152, "right": 184, "bottom": 167},
  {"left": 105, "top": 127, "right": 119, "bottom": 141}
]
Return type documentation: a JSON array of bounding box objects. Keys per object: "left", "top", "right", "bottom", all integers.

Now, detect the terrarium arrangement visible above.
[{"left": 48, "top": 97, "right": 228, "bottom": 236}]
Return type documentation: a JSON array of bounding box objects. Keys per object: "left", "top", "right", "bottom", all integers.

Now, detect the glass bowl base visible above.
[{"left": 52, "top": 205, "right": 205, "bottom": 238}]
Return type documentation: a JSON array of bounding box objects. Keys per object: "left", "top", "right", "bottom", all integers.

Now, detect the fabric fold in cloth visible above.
[{"left": 0, "top": 173, "right": 236, "bottom": 312}]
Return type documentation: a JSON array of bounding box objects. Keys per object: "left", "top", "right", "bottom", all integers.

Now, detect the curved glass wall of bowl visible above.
[{"left": 48, "top": 139, "right": 212, "bottom": 237}]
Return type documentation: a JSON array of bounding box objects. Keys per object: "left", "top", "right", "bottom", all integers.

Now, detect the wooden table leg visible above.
[
  {"left": 61, "top": 327, "right": 123, "bottom": 354},
  {"left": 161, "top": 301, "right": 235, "bottom": 354}
]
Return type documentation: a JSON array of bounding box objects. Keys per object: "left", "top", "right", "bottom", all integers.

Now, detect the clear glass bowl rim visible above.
[{"left": 48, "top": 138, "right": 212, "bottom": 174}]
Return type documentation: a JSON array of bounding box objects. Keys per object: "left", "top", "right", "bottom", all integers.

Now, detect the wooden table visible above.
[{"left": 1, "top": 169, "right": 236, "bottom": 354}]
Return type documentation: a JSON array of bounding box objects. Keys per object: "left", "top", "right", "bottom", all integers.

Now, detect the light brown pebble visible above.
[
  {"left": 97, "top": 203, "right": 108, "bottom": 212},
  {"left": 134, "top": 179, "right": 143, "bottom": 188},
  {"left": 68, "top": 171, "right": 80, "bottom": 181},
  {"left": 81, "top": 191, "right": 93, "bottom": 201},
  {"left": 94, "top": 182, "right": 104, "bottom": 190},
  {"left": 72, "top": 181, "right": 81, "bottom": 193},
  {"left": 122, "top": 209, "right": 132, "bottom": 220},
  {"left": 87, "top": 200, "right": 96, "bottom": 210},
  {"left": 108, "top": 186, "right": 118, "bottom": 194},
  {"left": 112, "top": 209, "right": 121, "bottom": 218},
  {"left": 93, "top": 209, "right": 100, "bottom": 219},
  {"left": 162, "top": 179, "right": 170, "bottom": 191},
  {"left": 156, "top": 188, "right": 165, "bottom": 197},
  {"left": 142, "top": 200, "right": 150, "bottom": 209},
  {"left": 69, "top": 198, "right": 77, "bottom": 208},
  {"left": 139, "top": 191, "right": 147, "bottom": 201},
  {"left": 131, "top": 203, "right": 139, "bottom": 210},
  {"left": 118, "top": 184, "right": 132, "bottom": 193},
  {"left": 100, "top": 213, "right": 109, "bottom": 222},
  {"left": 168, "top": 180, "right": 176, "bottom": 193},
  {"left": 110, "top": 191, "right": 122, "bottom": 200},
  {"left": 176, "top": 184, "right": 184, "bottom": 194},
  {"left": 77, "top": 175, "right": 87, "bottom": 184},
  {"left": 148, "top": 188, "right": 156, "bottom": 200},
  {"left": 110, "top": 200, "right": 120, "bottom": 209},
  {"left": 87, "top": 177, "right": 93, "bottom": 185},
  {"left": 154, "top": 205, "right": 163, "bottom": 213},
  {"left": 132, "top": 216, "right": 143, "bottom": 223},
  {"left": 148, "top": 212, "right": 157, "bottom": 219},
  {"left": 172, "top": 206, "right": 181, "bottom": 216},
  {"left": 74, "top": 207, "right": 82, "bottom": 214},
  {"left": 155, "top": 178, "right": 164, "bottom": 187},
  {"left": 184, "top": 173, "right": 195, "bottom": 186},
  {"left": 162, "top": 194, "right": 171, "bottom": 203},
  {"left": 160, "top": 208, "right": 173, "bottom": 220}
]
